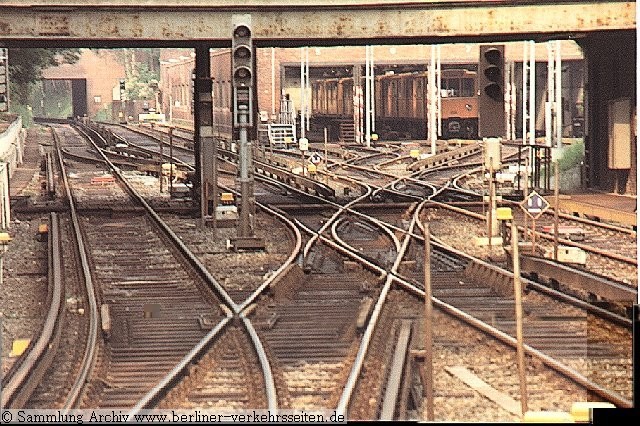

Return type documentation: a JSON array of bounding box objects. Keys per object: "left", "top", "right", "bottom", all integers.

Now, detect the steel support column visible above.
[{"left": 194, "top": 45, "right": 215, "bottom": 222}]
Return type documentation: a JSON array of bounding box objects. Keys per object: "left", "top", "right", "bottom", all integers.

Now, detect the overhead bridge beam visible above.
[{"left": 0, "top": 1, "right": 635, "bottom": 46}]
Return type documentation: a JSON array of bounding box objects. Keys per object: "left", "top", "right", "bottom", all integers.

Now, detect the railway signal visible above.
[
  {"left": 520, "top": 190, "right": 549, "bottom": 255},
  {"left": 119, "top": 79, "right": 126, "bottom": 100},
  {"left": 230, "top": 14, "right": 264, "bottom": 251},
  {"left": 478, "top": 44, "right": 506, "bottom": 138},
  {"left": 232, "top": 14, "right": 254, "bottom": 128}
]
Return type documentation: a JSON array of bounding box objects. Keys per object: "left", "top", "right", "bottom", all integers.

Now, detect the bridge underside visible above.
[{"left": 0, "top": 1, "right": 634, "bottom": 47}]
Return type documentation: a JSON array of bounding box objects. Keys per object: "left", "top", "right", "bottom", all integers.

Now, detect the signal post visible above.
[
  {"left": 229, "top": 14, "right": 265, "bottom": 251},
  {"left": 475, "top": 45, "right": 507, "bottom": 250}
]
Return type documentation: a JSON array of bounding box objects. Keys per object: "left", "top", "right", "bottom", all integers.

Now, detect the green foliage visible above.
[
  {"left": 125, "top": 62, "right": 160, "bottom": 101},
  {"left": 538, "top": 140, "right": 585, "bottom": 182},
  {"left": 28, "top": 80, "right": 72, "bottom": 119},
  {"left": 94, "top": 105, "right": 112, "bottom": 122},
  {"left": 9, "top": 104, "right": 34, "bottom": 128},
  {"left": 8, "top": 48, "right": 81, "bottom": 102},
  {"left": 112, "top": 48, "right": 160, "bottom": 102},
  {"left": 557, "top": 140, "right": 585, "bottom": 172}
]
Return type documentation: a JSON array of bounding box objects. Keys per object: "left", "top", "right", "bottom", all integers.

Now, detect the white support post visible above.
[
  {"left": 365, "top": 45, "right": 371, "bottom": 147},
  {"left": 370, "top": 46, "right": 375, "bottom": 135},
  {"left": 436, "top": 45, "right": 441, "bottom": 138},
  {"left": 0, "top": 163, "right": 9, "bottom": 229},
  {"left": 546, "top": 42, "right": 554, "bottom": 147},
  {"left": 271, "top": 47, "right": 276, "bottom": 119},
  {"left": 522, "top": 43, "right": 528, "bottom": 145},
  {"left": 528, "top": 41, "right": 536, "bottom": 147},
  {"left": 427, "top": 45, "right": 438, "bottom": 156},
  {"left": 510, "top": 62, "right": 517, "bottom": 141},
  {"left": 505, "top": 59, "right": 511, "bottom": 141},
  {"left": 300, "top": 47, "right": 305, "bottom": 139},
  {"left": 555, "top": 41, "right": 562, "bottom": 148},
  {"left": 305, "top": 46, "right": 310, "bottom": 133}
]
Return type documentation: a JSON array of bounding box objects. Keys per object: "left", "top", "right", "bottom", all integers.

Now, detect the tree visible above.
[
  {"left": 125, "top": 62, "right": 160, "bottom": 101},
  {"left": 112, "top": 48, "right": 160, "bottom": 102},
  {"left": 8, "top": 48, "right": 81, "bottom": 102}
]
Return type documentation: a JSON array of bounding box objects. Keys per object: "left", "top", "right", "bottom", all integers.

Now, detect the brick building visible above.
[
  {"left": 159, "top": 41, "right": 584, "bottom": 136},
  {"left": 41, "top": 49, "right": 126, "bottom": 120}
]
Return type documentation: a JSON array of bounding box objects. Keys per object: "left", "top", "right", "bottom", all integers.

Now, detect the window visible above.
[
  {"left": 416, "top": 78, "right": 425, "bottom": 100},
  {"left": 461, "top": 78, "right": 475, "bottom": 97},
  {"left": 442, "top": 78, "right": 461, "bottom": 97}
]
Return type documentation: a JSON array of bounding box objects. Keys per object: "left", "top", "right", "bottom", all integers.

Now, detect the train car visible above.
[{"left": 311, "top": 68, "right": 479, "bottom": 141}]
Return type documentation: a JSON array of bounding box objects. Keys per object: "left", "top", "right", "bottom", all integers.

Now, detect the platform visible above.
[
  {"left": 9, "top": 127, "right": 44, "bottom": 198},
  {"left": 554, "top": 192, "right": 637, "bottom": 229}
]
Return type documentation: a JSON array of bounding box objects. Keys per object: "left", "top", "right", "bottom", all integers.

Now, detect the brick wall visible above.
[{"left": 42, "top": 50, "right": 126, "bottom": 119}]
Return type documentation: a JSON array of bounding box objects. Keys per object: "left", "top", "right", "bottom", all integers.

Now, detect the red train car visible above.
[{"left": 311, "top": 68, "right": 479, "bottom": 141}]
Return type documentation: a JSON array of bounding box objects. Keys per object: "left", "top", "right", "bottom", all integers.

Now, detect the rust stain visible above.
[
  {"left": 38, "top": 15, "right": 70, "bottom": 36},
  {"left": 131, "top": 15, "right": 142, "bottom": 38},
  {"left": 427, "top": 16, "right": 448, "bottom": 33}
]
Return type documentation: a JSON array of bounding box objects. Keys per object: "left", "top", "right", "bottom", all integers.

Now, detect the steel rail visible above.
[
  {"left": 51, "top": 126, "right": 102, "bottom": 411},
  {"left": 136, "top": 124, "right": 636, "bottom": 412},
  {"left": 1, "top": 213, "right": 65, "bottom": 408},
  {"left": 76, "top": 122, "right": 280, "bottom": 412},
  {"left": 306, "top": 191, "right": 632, "bottom": 414},
  {"left": 391, "top": 276, "right": 633, "bottom": 409},
  {"left": 425, "top": 197, "right": 638, "bottom": 266},
  {"left": 238, "top": 149, "right": 631, "bottom": 326},
  {"left": 331, "top": 216, "right": 402, "bottom": 254},
  {"left": 451, "top": 164, "right": 636, "bottom": 235},
  {"left": 128, "top": 316, "right": 233, "bottom": 414},
  {"left": 336, "top": 200, "right": 424, "bottom": 417}
]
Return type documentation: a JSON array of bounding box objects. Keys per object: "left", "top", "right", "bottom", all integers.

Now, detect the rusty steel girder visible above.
[{"left": 0, "top": 1, "right": 635, "bottom": 45}]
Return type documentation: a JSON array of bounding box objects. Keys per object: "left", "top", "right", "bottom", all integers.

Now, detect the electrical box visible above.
[
  {"left": 608, "top": 98, "right": 631, "bottom": 169},
  {"left": 545, "top": 246, "right": 587, "bottom": 265},
  {"left": 483, "top": 137, "right": 502, "bottom": 170}
]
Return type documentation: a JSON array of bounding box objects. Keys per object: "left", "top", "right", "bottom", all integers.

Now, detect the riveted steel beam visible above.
[{"left": 0, "top": 1, "right": 635, "bottom": 46}]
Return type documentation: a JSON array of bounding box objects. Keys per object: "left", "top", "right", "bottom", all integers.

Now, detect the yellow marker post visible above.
[
  {"left": 570, "top": 402, "right": 616, "bottom": 423},
  {"left": 522, "top": 411, "right": 575, "bottom": 423},
  {"left": 496, "top": 207, "right": 513, "bottom": 221},
  {"left": 10, "top": 339, "right": 31, "bottom": 357}
]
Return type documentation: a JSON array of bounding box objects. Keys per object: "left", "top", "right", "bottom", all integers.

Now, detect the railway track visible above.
[
  {"left": 2, "top": 213, "right": 65, "bottom": 409},
  {"left": 57, "top": 121, "right": 318, "bottom": 412},
  {"left": 12, "top": 122, "right": 275, "bottom": 411},
  {"left": 236, "top": 138, "right": 630, "bottom": 412},
  {"left": 422, "top": 201, "right": 638, "bottom": 290},
  {"left": 337, "top": 202, "right": 632, "bottom": 419},
  {"left": 284, "top": 180, "right": 633, "bottom": 417},
  {"left": 156, "top": 326, "right": 267, "bottom": 410},
  {"left": 16, "top": 119, "right": 632, "bottom": 419}
]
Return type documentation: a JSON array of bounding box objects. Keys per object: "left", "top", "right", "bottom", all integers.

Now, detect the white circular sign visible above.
[{"left": 310, "top": 153, "right": 322, "bottom": 164}]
